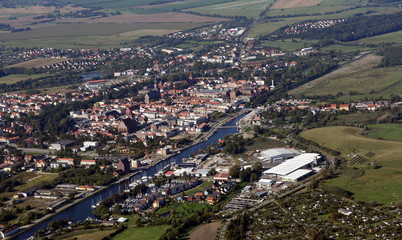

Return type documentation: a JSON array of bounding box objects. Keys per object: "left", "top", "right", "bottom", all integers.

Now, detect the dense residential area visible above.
[{"left": 0, "top": 0, "right": 401, "bottom": 239}]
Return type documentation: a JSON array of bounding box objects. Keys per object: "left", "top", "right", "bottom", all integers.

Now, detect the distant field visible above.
[
  {"left": 0, "top": 5, "right": 86, "bottom": 15},
  {"left": 56, "top": 12, "right": 227, "bottom": 23},
  {"left": 301, "top": 126, "right": 402, "bottom": 205},
  {"left": 290, "top": 53, "right": 383, "bottom": 96},
  {"left": 271, "top": 0, "right": 321, "bottom": 9},
  {"left": 6, "top": 58, "right": 70, "bottom": 68},
  {"left": 261, "top": 39, "right": 309, "bottom": 50},
  {"left": 320, "top": 45, "right": 375, "bottom": 52},
  {"left": 357, "top": 30, "right": 402, "bottom": 44},
  {"left": 0, "top": 22, "right": 205, "bottom": 48},
  {"left": 113, "top": 225, "right": 170, "bottom": 240},
  {"left": 367, "top": 124, "right": 402, "bottom": 142},
  {"left": 185, "top": 0, "right": 274, "bottom": 18},
  {"left": 0, "top": 74, "right": 51, "bottom": 84},
  {"left": 131, "top": 0, "right": 234, "bottom": 14}
]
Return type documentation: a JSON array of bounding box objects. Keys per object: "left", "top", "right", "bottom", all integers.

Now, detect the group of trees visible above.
[
  {"left": 225, "top": 212, "right": 252, "bottom": 240},
  {"left": 377, "top": 46, "right": 402, "bottom": 67},
  {"left": 53, "top": 166, "right": 114, "bottom": 186}
]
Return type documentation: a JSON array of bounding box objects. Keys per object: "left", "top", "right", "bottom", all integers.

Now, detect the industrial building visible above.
[
  {"left": 262, "top": 153, "right": 321, "bottom": 182},
  {"left": 259, "top": 148, "right": 301, "bottom": 162}
]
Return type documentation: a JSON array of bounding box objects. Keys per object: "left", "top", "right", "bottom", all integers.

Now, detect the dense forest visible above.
[{"left": 377, "top": 46, "right": 402, "bottom": 67}]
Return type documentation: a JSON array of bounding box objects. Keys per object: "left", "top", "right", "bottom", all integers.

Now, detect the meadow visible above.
[
  {"left": 301, "top": 126, "right": 402, "bottom": 205},
  {"left": 302, "top": 65, "right": 402, "bottom": 100},
  {"left": 6, "top": 58, "right": 70, "bottom": 68},
  {"left": 0, "top": 74, "right": 52, "bottom": 84},
  {"left": 357, "top": 30, "right": 402, "bottom": 45},
  {"left": 113, "top": 225, "right": 170, "bottom": 240},
  {"left": 366, "top": 124, "right": 402, "bottom": 142}
]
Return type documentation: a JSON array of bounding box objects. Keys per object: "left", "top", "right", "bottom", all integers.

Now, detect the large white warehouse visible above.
[{"left": 260, "top": 148, "right": 301, "bottom": 162}]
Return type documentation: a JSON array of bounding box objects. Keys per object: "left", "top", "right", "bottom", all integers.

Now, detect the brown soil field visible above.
[
  {"left": 0, "top": 5, "right": 86, "bottom": 15},
  {"left": 271, "top": 0, "right": 322, "bottom": 9},
  {"left": 56, "top": 12, "right": 228, "bottom": 23},
  {"left": 189, "top": 222, "right": 221, "bottom": 240},
  {"left": 289, "top": 53, "right": 383, "bottom": 95},
  {"left": 6, "top": 58, "right": 71, "bottom": 68}
]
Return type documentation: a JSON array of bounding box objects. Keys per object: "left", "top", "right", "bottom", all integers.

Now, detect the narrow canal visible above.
[{"left": 17, "top": 113, "right": 246, "bottom": 240}]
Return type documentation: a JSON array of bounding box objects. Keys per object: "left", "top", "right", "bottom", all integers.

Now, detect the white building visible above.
[{"left": 260, "top": 148, "right": 301, "bottom": 162}]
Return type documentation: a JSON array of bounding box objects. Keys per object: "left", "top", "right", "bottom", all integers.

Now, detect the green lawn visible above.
[
  {"left": 0, "top": 74, "right": 52, "bottom": 85},
  {"left": 366, "top": 124, "right": 402, "bottom": 142},
  {"left": 181, "top": 181, "right": 213, "bottom": 196},
  {"left": 245, "top": 137, "right": 287, "bottom": 152},
  {"left": 113, "top": 225, "right": 170, "bottom": 240},
  {"left": 156, "top": 202, "right": 206, "bottom": 216},
  {"left": 301, "top": 126, "right": 402, "bottom": 205}
]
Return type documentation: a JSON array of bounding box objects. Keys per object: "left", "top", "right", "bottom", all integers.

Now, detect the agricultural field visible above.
[
  {"left": 271, "top": 0, "right": 321, "bottom": 10},
  {"left": 113, "top": 225, "right": 170, "bottom": 240},
  {"left": 366, "top": 124, "right": 402, "bottom": 142},
  {"left": 185, "top": 0, "right": 274, "bottom": 18},
  {"left": 6, "top": 58, "right": 70, "bottom": 68},
  {"left": 54, "top": 229, "right": 117, "bottom": 240},
  {"left": 301, "top": 126, "right": 402, "bottom": 205},
  {"left": 0, "top": 74, "right": 51, "bottom": 84},
  {"left": 0, "top": 22, "right": 207, "bottom": 49},
  {"left": 261, "top": 39, "right": 311, "bottom": 51},
  {"left": 188, "top": 221, "right": 221, "bottom": 240}
]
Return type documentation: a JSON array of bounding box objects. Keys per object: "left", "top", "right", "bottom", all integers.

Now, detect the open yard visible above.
[
  {"left": 113, "top": 225, "right": 170, "bottom": 240},
  {"left": 189, "top": 221, "right": 221, "bottom": 240},
  {"left": 300, "top": 126, "right": 402, "bottom": 205}
]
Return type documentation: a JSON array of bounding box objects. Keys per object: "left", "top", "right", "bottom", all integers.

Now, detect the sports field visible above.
[{"left": 301, "top": 126, "right": 402, "bottom": 205}]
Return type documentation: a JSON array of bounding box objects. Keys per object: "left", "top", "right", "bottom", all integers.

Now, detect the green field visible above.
[
  {"left": 357, "top": 30, "right": 402, "bottom": 45},
  {"left": 303, "top": 66, "right": 402, "bottom": 100},
  {"left": 0, "top": 74, "right": 51, "bottom": 84},
  {"left": 113, "top": 225, "right": 170, "bottom": 240},
  {"left": 301, "top": 126, "right": 402, "bottom": 205},
  {"left": 186, "top": 0, "right": 274, "bottom": 18},
  {"left": 366, "top": 124, "right": 402, "bottom": 142},
  {"left": 320, "top": 45, "right": 375, "bottom": 52},
  {"left": 0, "top": 23, "right": 205, "bottom": 48},
  {"left": 156, "top": 202, "right": 206, "bottom": 216},
  {"left": 261, "top": 39, "right": 310, "bottom": 50}
]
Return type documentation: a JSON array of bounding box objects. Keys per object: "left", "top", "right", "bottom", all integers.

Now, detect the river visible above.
[{"left": 17, "top": 113, "right": 245, "bottom": 240}]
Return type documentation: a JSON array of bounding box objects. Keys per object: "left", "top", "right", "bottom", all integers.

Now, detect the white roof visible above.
[
  {"left": 258, "top": 179, "right": 273, "bottom": 184},
  {"left": 264, "top": 153, "right": 320, "bottom": 176},
  {"left": 261, "top": 148, "right": 300, "bottom": 157},
  {"left": 283, "top": 169, "right": 313, "bottom": 180}
]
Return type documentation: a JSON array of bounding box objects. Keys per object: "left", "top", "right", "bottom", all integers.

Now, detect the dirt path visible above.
[
  {"left": 289, "top": 53, "right": 383, "bottom": 95},
  {"left": 189, "top": 221, "right": 221, "bottom": 240}
]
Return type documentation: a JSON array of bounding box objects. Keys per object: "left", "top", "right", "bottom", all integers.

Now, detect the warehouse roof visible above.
[{"left": 263, "top": 153, "right": 320, "bottom": 176}]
